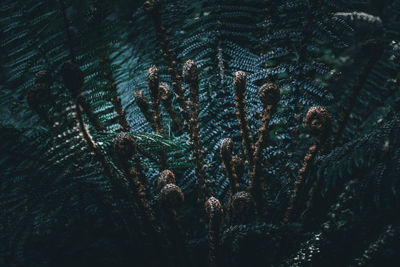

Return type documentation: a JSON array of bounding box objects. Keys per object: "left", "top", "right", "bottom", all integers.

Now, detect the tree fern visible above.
[{"left": 1, "top": 0, "right": 399, "bottom": 266}]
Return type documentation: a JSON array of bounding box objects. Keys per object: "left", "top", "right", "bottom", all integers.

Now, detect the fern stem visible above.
[
  {"left": 113, "top": 133, "right": 158, "bottom": 230},
  {"left": 148, "top": 66, "right": 168, "bottom": 170},
  {"left": 220, "top": 138, "right": 240, "bottom": 196},
  {"left": 183, "top": 59, "right": 208, "bottom": 202},
  {"left": 159, "top": 183, "right": 189, "bottom": 267},
  {"left": 217, "top": 41, "right": 225, "bottom": 83},
  {"left": 220, "top": 138, "right": 243, "bottom": 225},
  {"left": 284, "top": 107, "right": 332, "bottom": 222},
  {"left": 250, "top": 83, "right": 280, "bottom": 203}
]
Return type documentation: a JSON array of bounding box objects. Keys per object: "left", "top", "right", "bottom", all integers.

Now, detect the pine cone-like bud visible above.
[
  {"left": 182, "top": 59, "right": 198, "bottom": 83},
  {"left": 157, "top": 170, "right": 176, "bottom": 190},
  {"left": 231, "top": 191, "right": 254, "bottom": 219},
  {"left": 160, "top": 184, "right": 184, "bottom": 207},
  {"left": 113, "top": 132, "right": 137, "bottom": 159},
  {"left": 233, "top": 71, "right": 247, "bottom": 95},
  {"left": 258, "top": 83, "right": 280, "bottom": 106},
  {"left": 205, "top": 197, "right": 223, "bottom": 220},
  {"left": 305, "top": 107, "right": 332, "bottom": 137},
  {"left": 220, "top": 138, "right": 234, "bottom": 161},
  {"left": 159, "top": 82, "right": 173, "bottom": 102},
  {"left": 34, "top": 70, "right": 51, "bottom": 86},
  {"left": 27, "top": 83, "right": 51, "bottom": 108},
  {"left": 61, "top": 62, "right": 84, "bottom": 97},
  {"left": 147, "top": 66, "right": 160, "bottom": 98}
]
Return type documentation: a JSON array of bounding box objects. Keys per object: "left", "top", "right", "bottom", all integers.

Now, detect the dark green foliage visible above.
[{"left": 1, "top": 0, "right": 400, "bottom": 266}]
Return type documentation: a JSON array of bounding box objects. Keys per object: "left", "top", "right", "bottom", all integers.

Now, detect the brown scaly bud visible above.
[
  {"left": 160, "top": 184, "right": 184, "bottom": 207},
  {"left": 147, "top": 65, "right": 160, "bottom": 99},
  {"left": 205, "top": 197, "right": 223, "bottom": 221},
  {"left": 61, "top": 62, "right": 84, "bottom": 97},
  {"left": 205, "top": 197, "right": 223, "bottom": 267},
  {"left": 233, "top": 71, "right": 254, "bottom": 167},
  {"left": 182, "top": 59, "right": 198, "bottom": 84},
  {"left": 157, "top": 170, "right": 176, "bottom": 190},
  {"left": 233, "top": 71, "right": 247, "bottom": 95},
  {"left": 258, "top": 83, "right": 280, "bottom": 107},
  {"left": 113, "top": 132, "right": 137, "bottom": 159},
  {"left": 34, "top": 70, "right": 51, "bottom": 86},
  {"left": 231, "top": 191, "right": 255, "bottom": 223},
  {"left": 305, "top": 107, "right": 332, "bottom": 138}
]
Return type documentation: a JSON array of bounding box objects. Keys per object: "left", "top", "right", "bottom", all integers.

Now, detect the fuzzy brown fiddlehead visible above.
[
  {"left": 114, "top": 133, "right": 156, "bottom": 225},
  {"left": 160, "top": 183, "right": 184, "bottom": 208},
  {"left": 205, "top": 197, "right": 223, "bottom": 267},
  {"left": 183, "top": 59, "right": 208, "bottom": 202},
  {"left": 233, "top": 71, "right": 254, "bottom": 168},
  {"left": 230, "top": 191, "right": 255, "bottom": 224},
  {"left": 248, "top": 83, "right": 280, "bottom": 213},
  {"left": 284, "top": 107, "right": 332, "bottom": 222},
  {"left": 252, "top": 83, "right": 280, "bottom": 169},
  {"left": 159, "top": 182, "right": 189, "bottom": 267}
]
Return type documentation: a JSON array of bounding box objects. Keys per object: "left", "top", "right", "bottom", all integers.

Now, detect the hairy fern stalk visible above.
[{"left": 1, "top": 0, "right": 400, "bottom": 266}]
